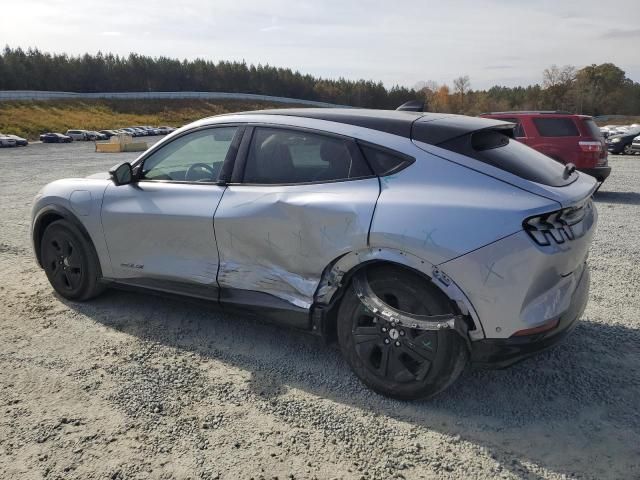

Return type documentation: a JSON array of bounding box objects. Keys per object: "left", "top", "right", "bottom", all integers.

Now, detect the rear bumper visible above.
[
  {"left": 470, "top": 262, "right": 589, "bottom": 368},
  {"left": 579, "top": 166, "right": 611, "bottom": 181}
]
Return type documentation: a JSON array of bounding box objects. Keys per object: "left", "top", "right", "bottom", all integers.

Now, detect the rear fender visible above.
[{"left": 314, "top": 247, "right": 485, "bottom": 340}]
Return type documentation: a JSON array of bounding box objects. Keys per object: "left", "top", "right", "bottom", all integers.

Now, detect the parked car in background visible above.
[
  {"left": 0, "top": 134, "right": 18, "bottom": 147},
  {"left": 120, "top": 127, "right": 141, "bottom": 137},
  {"left": 606, "top": 127, "right": 640, "bottom": 155},
  {"left": 31, "top": 108, "right": 598, "bottom": 400},
  {"left": 157, "top": 126, "right": 176, "bottom": 135},
  {"left": 40, "top": 133, "right": 73, "bottom": 143},
  {"left": 480, "top": 111, "right": 611, "bottom": 183},
  {"left": 99, "top": 130, "right": 120, "bottom": 138},
  {"left": 135, "top": 126, "right": 155, "bottom": 135},
  {"left": 66, "top": 130, "right": 88, "bottom": 141},
  {"left": 86, "top": 131, "right": 108, "bottom": 141},
  {"left": 630, "top": 135, "right": 640, "bottom": 154},
  {"left": 6, "top": 134, "right": 28, "bottom": 146}
]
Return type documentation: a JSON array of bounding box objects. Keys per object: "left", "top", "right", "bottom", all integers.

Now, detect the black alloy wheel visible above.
[
  {"left": 41, "top": 220, "right": 104, "bottom": 301},
  {"left": 337, "top": 264, "right": 468, "bottom": 400}
]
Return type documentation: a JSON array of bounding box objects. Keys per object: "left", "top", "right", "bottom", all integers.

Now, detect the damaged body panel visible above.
[
  {"left": 214, "top": 179, "right": 379, "bottom": 309},
  {"left": 351, "top": 269, "right": 469, "bottom": 342},
  {"left": 439, "top": 201, "right": 596, "bottom": 339}
]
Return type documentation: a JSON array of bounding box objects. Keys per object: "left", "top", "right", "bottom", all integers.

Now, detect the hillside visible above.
[{"left": 0, "top": 99, "right": 297, "bottom": 140}]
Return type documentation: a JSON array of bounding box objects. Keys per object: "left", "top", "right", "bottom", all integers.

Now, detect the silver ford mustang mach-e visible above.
[{"left": 32, "top": 109, "right": 597, "bottom": 400}]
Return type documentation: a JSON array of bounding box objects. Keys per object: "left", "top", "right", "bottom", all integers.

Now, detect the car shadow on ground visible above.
[
  {"left": 594, "top": 191, "right": 640, "bottom": 205},
  {"left": 65, "top": 289, "right": 640, "bottom": 478}
]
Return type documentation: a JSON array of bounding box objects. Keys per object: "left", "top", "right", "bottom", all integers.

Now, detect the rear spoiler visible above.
[{"left": 396, "top": 100, "right": 425, "bottom": 112}]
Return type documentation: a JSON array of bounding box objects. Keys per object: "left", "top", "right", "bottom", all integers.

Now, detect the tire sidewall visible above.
[{"left": 41, "top": 220, "right": 102, "bottom": 301}]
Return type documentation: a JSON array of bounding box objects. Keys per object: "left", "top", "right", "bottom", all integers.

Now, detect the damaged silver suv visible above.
[{"left": 32, "top": 109, "right": 597, "bottom": 400}]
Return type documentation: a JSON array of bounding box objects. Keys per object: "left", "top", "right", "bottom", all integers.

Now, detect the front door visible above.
[{"left": 101, "top": 126, "right": 240, "bottom": 288}]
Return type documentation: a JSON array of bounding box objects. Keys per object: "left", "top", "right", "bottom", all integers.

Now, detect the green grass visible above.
[{"left": 0, "top": 99, "right": 296, "bottom": 140}]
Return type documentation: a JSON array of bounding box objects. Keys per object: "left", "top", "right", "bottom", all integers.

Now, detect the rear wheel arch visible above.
[
  {"left": 333, "top": 261, "right": 470, "bottom": 399},
  {"left": 313, "top": 249, "right": 482, "bottom": 343}
]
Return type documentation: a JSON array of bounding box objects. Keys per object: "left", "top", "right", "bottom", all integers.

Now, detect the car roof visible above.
[
  {"left": 481, "top": 111, "right": 592, "bottom": 120},
  {"left": 233, "top": 108, "right": 512, "bottom": 145}
]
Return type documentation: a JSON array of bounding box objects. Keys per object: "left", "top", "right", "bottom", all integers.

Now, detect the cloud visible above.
[
  {"left": 485, "top": 65, "right": 515, "bottom": 70},
  {"left": 600, "top": 28, "right": 640, "bottom": 39},
  {"left": 100, "top": 31, "right": 122, "bottom": 37},
  {"left": 260, "top": 25, "right": 283, "bottom": 32}
]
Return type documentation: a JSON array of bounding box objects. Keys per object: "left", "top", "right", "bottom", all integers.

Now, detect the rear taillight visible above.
[
  {"left": 523, "top": 201, "right": 591, "bottom": 246},
  {"left": 578, "top": 141, "right": 602, "bottom": 152}
]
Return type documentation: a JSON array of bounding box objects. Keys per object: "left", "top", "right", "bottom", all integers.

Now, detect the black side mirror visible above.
[{"left": 109, "top": 162, "right": 134, "bottom": 186}]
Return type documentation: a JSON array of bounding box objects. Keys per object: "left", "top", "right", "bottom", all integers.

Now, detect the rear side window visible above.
[
  {"left": 243, "top": 127, "right": 372, "bottom": 184},
  {"left": 533, "top": 118, "right": 579, "bottom": 137},
  {"left": 439, "top": 129, "right": 576, "bottom": 187},
  {"left": 358, "top": 144, "right": 414, "bottom": 176}
]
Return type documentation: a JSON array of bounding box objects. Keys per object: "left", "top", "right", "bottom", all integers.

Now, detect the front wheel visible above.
[
  {"left": 337, "top": 265, "right": 468, "bottom": 400},
  {"left": 41, "top": 220, "right": 105, "bottom": 301},
  {"left": 623, "top": 144, "right": 633, "bottom": 155}
]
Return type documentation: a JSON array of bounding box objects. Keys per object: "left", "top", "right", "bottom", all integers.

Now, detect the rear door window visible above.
[
  {"left": 242, "top": 127, "right": 372, "bottom": 184},
  {"left": 533, "top": 118, "right": 579, "bottom": 137}
]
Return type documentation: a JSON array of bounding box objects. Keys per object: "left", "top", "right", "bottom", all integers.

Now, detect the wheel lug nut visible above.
[
  {"left": 399, "top": 330, "right": 405, "bottom": 336},
  {"left": 395, "top": 341, "right": 401, "bottom": 347},
  {"left": 384, "top": 338, "right": 390, "bottom": 344},
  {"left": 381, "top": 327, "right": 387, "bottom": 333}
]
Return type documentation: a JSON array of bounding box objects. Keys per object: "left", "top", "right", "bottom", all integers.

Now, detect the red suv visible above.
[{"left": 480, "top": 111, "right": 611, "bottom": 183}]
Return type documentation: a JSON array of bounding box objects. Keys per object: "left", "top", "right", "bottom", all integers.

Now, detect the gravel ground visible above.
[{"left": 0, "top": 139, "right": 639, "bottom": 480}]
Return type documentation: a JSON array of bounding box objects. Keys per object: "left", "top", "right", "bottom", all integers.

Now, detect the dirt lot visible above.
[{"left": 0, "top": 140, "right": 639, "bottom": 480}]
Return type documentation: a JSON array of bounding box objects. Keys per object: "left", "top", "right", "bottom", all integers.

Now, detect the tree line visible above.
[
  {"left": 417, "top": 63, "right": 640, "bottom": 117},
  {"left": 1, "top": 47, "right": 639, "bottom": 115}
]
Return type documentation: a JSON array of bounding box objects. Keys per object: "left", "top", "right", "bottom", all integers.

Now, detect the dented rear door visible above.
[{"left": 214, "top": 126, "right": 379, "bottom": 309}]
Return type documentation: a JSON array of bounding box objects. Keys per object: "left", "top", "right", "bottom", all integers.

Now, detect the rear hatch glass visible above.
[
  {"left": 532, "top": 118, "right": 579, "bottom": 137},
  {"left": 438, "top": 129, "right": 577, "bottom": 187},
  {"left": 583, "top": 119, "right": 604, "bottom": 139}
]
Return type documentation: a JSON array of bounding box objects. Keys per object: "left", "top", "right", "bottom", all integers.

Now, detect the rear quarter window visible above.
[
  {"left": 533, "top": 118, "right": 579, "bottom": 137},
  {"left": 358, "top": 143, "right": 415, "bottom": 176}
]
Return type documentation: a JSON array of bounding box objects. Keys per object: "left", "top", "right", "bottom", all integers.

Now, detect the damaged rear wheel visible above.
[{"left": 337, "top": 264, "right": 468, "bottom": 400}]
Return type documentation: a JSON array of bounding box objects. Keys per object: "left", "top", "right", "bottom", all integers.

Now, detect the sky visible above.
[{"left": 2, "top": 0, "right": 639, "bottom": 90}]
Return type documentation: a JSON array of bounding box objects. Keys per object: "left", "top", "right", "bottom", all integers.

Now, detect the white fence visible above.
[{"left": 0, "top": 90, "right": 343, "bottom": 107}]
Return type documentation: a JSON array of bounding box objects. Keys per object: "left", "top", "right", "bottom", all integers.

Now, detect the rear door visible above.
[
  {"left": 101, "top": 126, "right": 241, "bottom": 289},
  {"left": 213, "top": 125, "right": 380, "bottom": 309}
]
